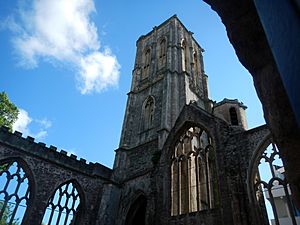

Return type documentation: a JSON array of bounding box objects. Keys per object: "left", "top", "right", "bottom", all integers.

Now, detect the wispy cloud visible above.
[
  {"left": 5, "top": 0, "right": 120, "bottom": 94},
  {"left": 13, "top": 108, "right": 52, "bottom": 140},
  {"left": 36, "top": 118, "right": 52, "bottom": 129}
]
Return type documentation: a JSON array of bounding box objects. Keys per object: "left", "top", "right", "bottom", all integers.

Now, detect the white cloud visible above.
[
  {"left": 12, "top": 109, "right": 32, "bottom": 135},
  {"left": 78, "top": 49, "right": 120, "bottom": 94},
  {"left": 12, "top": 109, "right": 52, "bottom": 141},
  {"left": 6, "top": 0, "right": 120, "bottom": 94}
]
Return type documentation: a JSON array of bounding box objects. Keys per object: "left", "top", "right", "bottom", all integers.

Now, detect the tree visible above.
[
  {"left": 0, "top": 92, "right": 19, "bottom": 131},
  {"left": 0, "top": 202, "right": 20, "bottom": 225}
]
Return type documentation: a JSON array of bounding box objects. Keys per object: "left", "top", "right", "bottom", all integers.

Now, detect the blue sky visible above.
[{"left": 0, "top": 0, "right": 265, "bottom": 168}]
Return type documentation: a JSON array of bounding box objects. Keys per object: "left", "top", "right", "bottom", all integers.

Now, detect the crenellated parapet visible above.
[{"left": 0, "top": 126, "right": 112, "bottom": 180}]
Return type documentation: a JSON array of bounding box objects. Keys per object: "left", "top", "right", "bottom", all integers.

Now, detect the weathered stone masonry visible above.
[
  {"left": 0, "top": 15, "right": 275, "bottom": 225},
  {"left": 0, "top": 126, "right": 116, "bottom": 225}
]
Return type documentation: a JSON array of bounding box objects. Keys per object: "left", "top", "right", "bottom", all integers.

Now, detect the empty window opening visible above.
[
  {"left": 250, "top": 142, "right": 300, "bottom": 225},
  {"left": 143, "top": 49, "right": 151, "bottom": 79},
  {"left": 171, "top": 126, "right": 218, "bottom": 216},
  {"left": 143, "top": 97, "right": 155, "bottom": 130},
  {"left": 0, "top": 160, "right": 30, "bottom": 224},
  {"left": 159, "top": 39, "right": 166, "bottom": 69},
  {"left": 182, "top": 40, "right": 188, "bottom": 72},
  {"left": 41, "top": 181, "right": 81, "bottom": 225},
  {"left": 193, "top": 50, "right": 198, "bottom": 77},
  {"left": 229, "top": 107, "right": 239, "bottom": 125}
]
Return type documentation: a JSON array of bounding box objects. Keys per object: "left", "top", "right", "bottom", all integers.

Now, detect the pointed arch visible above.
[
  {"left": 141, "top": 96, "right": 155, "bottom": 131},
  {"left": 181, "top": 39, "right": 188, "bottom": 72},
  {"left": 0, "top": 158, "right": 34, "bottom": 224},
  {"left": 158, "top": 38, "right": 167, "bottom": 69},
  {"left": 142, "top": 47, "right": 151, "bottom": 79},
  {"left": 171, "top": 125, "right": 218, "bottom": 216},
  {"left": 247, "top": 134, "right": 299, "bottom": 225},
  {"left": 193, "top": 48, "right": 199, "bottom": 78},
  {"left": 41, "top": 179, "right": 84, "bottom": 225},
  {"left": 125, "top": 194, "right": 147, "bottom": 225}
]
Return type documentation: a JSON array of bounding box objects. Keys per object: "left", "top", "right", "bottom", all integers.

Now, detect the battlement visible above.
[
  {"left": 136, "top": 14, "right": 204, "bottom": 50},
  {"left": 214, "top": 98, "right": 247, "bottom": 109},
  {"left": 0, "top": 126, "right": 112, "bottom": 180}
]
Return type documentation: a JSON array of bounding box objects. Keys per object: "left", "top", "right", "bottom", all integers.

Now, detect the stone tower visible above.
[
  {"left": 119, "top": 15, "right": 210, "bottom": 152},
  {"left": 114, "top": 15, "right": 212, "bottom": 180}
]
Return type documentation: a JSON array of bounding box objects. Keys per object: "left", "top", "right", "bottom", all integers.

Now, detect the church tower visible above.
[
  {"left": 119, "top": 15, "right": 210, "bottom": 152},
  {"left": 114, "top": 15, "right": 212, "bottom": 180}
]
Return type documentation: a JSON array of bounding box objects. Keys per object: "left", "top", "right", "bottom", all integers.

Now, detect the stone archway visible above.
[
  {"left": 247, "top": 136, "right": 300, "bottom": 225},
  {"left": 125, "top": 195, "right": 147, "bottom": 225},
  {"left": 202, "top": 0, "right": 300, "bottom": 208}
]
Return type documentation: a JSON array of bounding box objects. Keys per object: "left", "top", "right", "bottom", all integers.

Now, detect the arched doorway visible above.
[{"left": 125, "top": 195, "right": 147, "bottom": 225}]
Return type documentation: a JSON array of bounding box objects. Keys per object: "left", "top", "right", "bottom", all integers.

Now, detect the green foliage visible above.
[
  {"left": 0, "top": 164, "right": 9, "bottom": 173},
  {"left": 0, "top": 92, "right": 19, "bottom": 132},
  {"left": 0, "top": 202, "right": 20, "bottom": 225}
]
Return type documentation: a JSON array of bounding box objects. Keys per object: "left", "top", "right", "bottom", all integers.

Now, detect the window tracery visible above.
[
  {"left": 143, "top": 49, "right": 151, "bottom": 79},
  {"left": 41, "top": 181, "right": 81, "bottom": 225},
  {"left": 142, "top": 97, "right": 155, "bottom": 131},
  {"left": 249, "top": 142, "right": 299, "bottom": 225},
  {"left": 158, "top": 39, "right": 166, "bottom": 68},
  {"left": 0, "top": 160, "right": 30, "bottom": 224},
  {"left": 171, "top": 126, "right": 217, "bottom": 216}
]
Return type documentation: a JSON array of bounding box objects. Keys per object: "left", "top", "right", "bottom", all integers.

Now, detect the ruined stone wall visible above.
[
  {"left": 222, "top": 125, "right": 270, "bottom": 225},
  {"left": 114, "top": 173, "right": 155, "bottom": 225},
  {"left": 113, "top": 139, "right": 158, "bottom": 182},
  {"left": 154, "top": 104, "right": 233, "bottom": 225},
  {"left": 0, "top": 126, "right": 117, "bottom": 225},
  {"left": 153, "top": 104, "right": 269, "bottom": 225}
]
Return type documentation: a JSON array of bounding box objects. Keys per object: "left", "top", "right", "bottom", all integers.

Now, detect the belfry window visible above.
[
  {"left": 143, "top": 97, "right": 155, "bottom": 130},
  {"left": 41, "top": 181, "right": 81, "bottom": 225},
  {"left": 181, "top": 40, "right": 188, "bottom": 72},
  {"left": 193, "top": 50, "right": 198, "bottom": 76},
  {"left": 0, "top": 160, "right": 30, "bottom": 224},
  {"left": 171, "top": 126, "right": 218, "bottom": 216},
  {"left": 159, "top": 39, "right": 166, "bottom": 68},
  {"left": 143, "top": 49, "right": 151, "bottom": 79},
  {"left": 229, "top": 107, "right": 238, "bottom": 125}
]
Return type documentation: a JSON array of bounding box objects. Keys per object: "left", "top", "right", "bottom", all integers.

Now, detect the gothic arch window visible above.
[
  {"left": 0, "top": 159, "right": 31, "bottom": 224},
  {"left": 248, "top": 139, "right": 300, "bottom": 225},
  {"left": 193, "top": 50, "right": 198, "bottom": 76},
  {"left": 181, "top": 40, "right": 188, "bottom": 72},
  {"left": 41, "top": 181, "right": 82, "bottom": 225},
  {"left": 125, "top": 195, "right": 147, "bottom": 225},
  {"left": 142, "top": 48, "right": 151, "bottom": 79},
  {"left": 229, "top": 107, "right": 239, "bottom": 125},
  {"left": 142, "top": 96, "right": 155, "bottom": 131},
  {"left": 158, "top": 39, "right": 166, "bottom": 68},
  {"left": 171, "top": 126, "right": 218, "bottom": 216}
]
